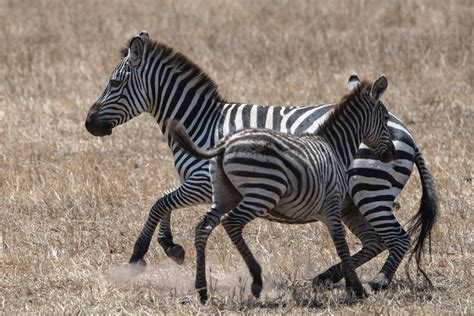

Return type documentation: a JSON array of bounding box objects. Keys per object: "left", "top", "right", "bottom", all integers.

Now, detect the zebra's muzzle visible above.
[{"left": 85, "top": 113, "right": 113, "bottom": 137}]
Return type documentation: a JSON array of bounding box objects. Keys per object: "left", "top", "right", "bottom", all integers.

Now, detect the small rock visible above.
[{"left": 179, "top": 295, "right": 192, "bottom": 305}]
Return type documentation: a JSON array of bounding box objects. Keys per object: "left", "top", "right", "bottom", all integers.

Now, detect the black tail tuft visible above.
[{"left": 407, "top": 147, "right": 438, "bottom": 287}]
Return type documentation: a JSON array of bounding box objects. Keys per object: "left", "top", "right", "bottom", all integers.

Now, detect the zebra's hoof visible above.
[
  {"left": 251, "top": 283, "right": 262, "bottom": 298},
  {"left": 129, "top": 256, "right": 147, "bottom": 267},
  {"left": 344, "top": 285, "right": 368, "bottom": 303},
  {"left": 354, "top": 285, "right": 368, "bottom": 299},
  {"left": 198, "top": 289, "right": 208, "bottom": 305},
  {"left": 312, "top": 272, "right": 335, "bottom": 290},
  {"left": 368, "top": 273, "right": 390, "bottom": 291},
  {"left": 166, "top": 244, "right": 185, "bottom": 265}
]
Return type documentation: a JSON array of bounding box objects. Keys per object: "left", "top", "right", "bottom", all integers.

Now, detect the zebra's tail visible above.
[
  {"left": 407, "top": 146, "right": 438, "bottom": 286},
  {"left": 167, "top": 119, "right": 225, "bottom": 160}
]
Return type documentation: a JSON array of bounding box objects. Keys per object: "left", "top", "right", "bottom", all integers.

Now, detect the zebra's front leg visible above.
[
  {"left": 313, "top": 201, "right": 386, "bottom": 289},
  {"left": 194, "top": 210, "right": 221, "bottom": 304},
  {"left": 325, "top": 205, "right": 367, "bottom": 299},
  {"left": 129, "top": 181, "right": 210, "bottom": 266}
]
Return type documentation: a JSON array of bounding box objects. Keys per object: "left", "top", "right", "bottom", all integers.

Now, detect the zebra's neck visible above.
[
  {"left": 318, "top": 101, "right": 363, "bottom": 169},
  {"left": 141, "top": 45, "right": 225, "bottom": 149}
]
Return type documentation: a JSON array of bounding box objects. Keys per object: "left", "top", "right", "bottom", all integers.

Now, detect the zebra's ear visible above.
[
  {"left": 371, "top": 75, "right": 388, "bottom": 101},
  {"left": 347, "top": 73, "right": 361, "bottom": 92},
  {"left": 139, "top": 30, "right": 149, "bottom": 42},
  {"left": 128, "top": 36, "right": 144, "bottom": 67}
]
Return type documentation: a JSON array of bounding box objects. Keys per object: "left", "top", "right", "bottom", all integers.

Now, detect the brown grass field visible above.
[{"left": 1, "top": 0, "right": 473, "bottom": 314}]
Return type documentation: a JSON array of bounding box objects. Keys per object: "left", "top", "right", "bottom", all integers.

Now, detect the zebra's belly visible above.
[{"left": 264, "top": 196, "right": 326, "bottom": 224}]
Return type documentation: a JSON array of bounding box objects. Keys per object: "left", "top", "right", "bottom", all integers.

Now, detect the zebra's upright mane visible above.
[
  {"left": 317, "top": 80, "right": 372, "bottom": 135},
  {"left": 121, "top": 38, "right": 226, "bottom": 103}
]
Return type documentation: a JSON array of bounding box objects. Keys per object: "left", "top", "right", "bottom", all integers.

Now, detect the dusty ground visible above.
[{"left": 1, "top": 0, "right": 473, "bottom": 314}]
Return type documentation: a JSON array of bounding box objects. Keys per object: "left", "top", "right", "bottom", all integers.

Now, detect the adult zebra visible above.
[
  {"left": 85, "top": 31, "right": 437, "bottom": 290},
  {"left": 168, "top": 73, "right": 395, "bottom": 303}
]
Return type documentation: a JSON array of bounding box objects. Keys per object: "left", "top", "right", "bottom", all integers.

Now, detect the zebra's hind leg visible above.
[
  {"left": 195, "top": 157, "right": 242, "bottom": 304},
  {"left": 157, "top": 212, "right": 185, "bottom": 265},
  {"left": 313, "top": 201, "right": 386, "bottom": 289},
  {"left": 221, "top": 207, "right": 264, "bottom": 299},
  {"left": 368, "top": 220, "right": 410, "bottom": 291},
  {"left": 354, "top": 194, "right": 410, "bottom": 290},
  {"left": 194, "top": 209, "right": 222, "bottom": 304}
]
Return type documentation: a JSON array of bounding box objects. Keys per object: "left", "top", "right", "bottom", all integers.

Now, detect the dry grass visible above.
[{"left": 1, "top": 0, "right": 473, "bottom": 314}]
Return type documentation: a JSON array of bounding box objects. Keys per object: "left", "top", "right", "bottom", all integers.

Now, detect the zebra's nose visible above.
[
  {"left": 85, "top": 112, "right": 98, "bottom": 134},
  {"left": 85, "top": 111, "right": 112, "bottom": 137}
]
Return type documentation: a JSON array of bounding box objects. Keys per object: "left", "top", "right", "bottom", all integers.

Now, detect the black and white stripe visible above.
[
  {"left": 85, "top": 32, "right": 437, "bottom": 290},
  {"left": 168, "top": 74, "right": 395, "bottom": 302}
]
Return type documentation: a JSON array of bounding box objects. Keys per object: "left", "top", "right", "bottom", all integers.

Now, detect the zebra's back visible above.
[
  {"left": 218, "top": 129, "right": 346, "bottom": 224},
  {"left": 173, "top": 101, "right": 416, "bottom": 185}
]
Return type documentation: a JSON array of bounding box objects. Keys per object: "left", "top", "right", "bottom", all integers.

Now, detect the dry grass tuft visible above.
[{"left": 1, "top": 0, "right": 473, "bottom": 314}]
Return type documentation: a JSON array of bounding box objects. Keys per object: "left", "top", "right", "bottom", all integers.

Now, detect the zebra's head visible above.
[
  {"left": 85, "top": 31, "right": 151, "bottom": 137},
  {"left": 348, "top": 73, "right": 395, "bottom": 163}
]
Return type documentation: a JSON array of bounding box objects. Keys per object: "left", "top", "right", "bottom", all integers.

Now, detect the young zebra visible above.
[{"left": 168, "top": 74, "right": 395, "bottom": 303}]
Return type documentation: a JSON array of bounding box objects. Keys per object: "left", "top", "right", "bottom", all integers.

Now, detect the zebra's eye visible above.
[{"left": 110, "top": 79, "right": 121, "bottom": 88}]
